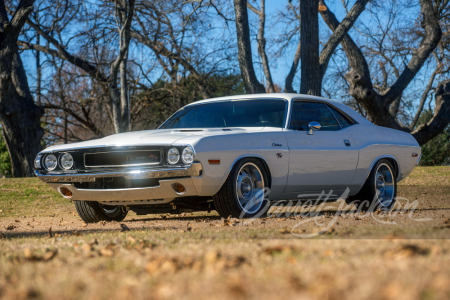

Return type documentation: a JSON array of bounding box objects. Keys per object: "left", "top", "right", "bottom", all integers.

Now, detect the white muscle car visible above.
[{"left": 35, "top": 94, "right": 421, "bottom": 223}]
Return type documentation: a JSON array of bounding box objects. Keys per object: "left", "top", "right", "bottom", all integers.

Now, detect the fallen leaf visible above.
[
  {"left": 120, "top": 224, "right": 131, "bottom": 232},
  {"left": 279, "top": 228, "right": 291, "bottom": 234},
  {"left": 43, "top": 249, "right": 58, "bottom": 261},
  {"left": 127, "top": 236, "right": 136, "bottom": 244},
  {"left": 99, "top": 248, "right": 114, "bottom": 257},
  {"left": 223, "top": 216, "right": 232, "bottom": 226},
  {"left": 24, "top": 248, "right": 58, "bottom": 262},
  {"left": 262, "top": 245, "right": 294, "bottom": 255},
  {"left": 385, "top": 244, "right": 430, "bottom": 258},
  {"left": 5, "top": 224, "right": 16, "bottom": 230},
  {"left": 80, "top": 244, "right": 93, "bottom": 254}
]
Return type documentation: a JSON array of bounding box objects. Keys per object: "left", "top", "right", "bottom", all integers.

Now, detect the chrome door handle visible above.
[{"left": 344, "top": 140, "right": 351, "bottom": 147}]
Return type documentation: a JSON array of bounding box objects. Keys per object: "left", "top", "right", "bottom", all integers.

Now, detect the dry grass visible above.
[{"left": 0, "top": 167, "right": 449, "bottom": 300}]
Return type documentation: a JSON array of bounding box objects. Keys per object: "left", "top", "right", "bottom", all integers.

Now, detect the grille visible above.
[{"left": 84, "top": 150, "right": 161, "bottom": 167}]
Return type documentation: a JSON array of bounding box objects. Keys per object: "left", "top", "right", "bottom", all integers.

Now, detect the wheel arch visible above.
[{"left": 367, "top": 155, "right": 400, "bottom": 180}]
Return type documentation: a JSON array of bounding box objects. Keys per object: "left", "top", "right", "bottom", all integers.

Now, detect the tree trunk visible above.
[
  {"left": 300, "top": 0, "right": 321, "bottom": 96},
  {"left": 233, "top": 0, "right": 265, "bottom": 94},
  {"left": 109, "top": 0, "right": 135, "bottom": 133},
  {"left": 285, "top": 42, "right": 301, "bottom": 93},
  {"left": 0, "top": 0, "right": 43, "bottom": 177},
  {"left": 249, "top": 0, "right": 275, "bottom": 93},
  {"left": 120, "top": 58, "right": 130, "bottom": 131},
  {"left": 0, "top": 51, "right": 44, "bottom": 177}
]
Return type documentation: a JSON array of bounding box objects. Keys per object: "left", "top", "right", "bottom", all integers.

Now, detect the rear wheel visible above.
[
  {"left": 346, "top": 159, "right": 397, "bottom": 211},
  {"left": 213, "top": 158, "right": 270, "bottom": 218},
  {"left": 74, "top": 201, "right": 128, "bottom": 223}
]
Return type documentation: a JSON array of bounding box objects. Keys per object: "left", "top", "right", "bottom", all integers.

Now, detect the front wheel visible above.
[
  {"left": 346, "top": 159, "right": 397, "bottom": 211},
  {"left": 74, "top": 201, "right": 128, "bottom": 223},
  {"left": 213, "top": 158, "right": 270, "bottom": 218}
]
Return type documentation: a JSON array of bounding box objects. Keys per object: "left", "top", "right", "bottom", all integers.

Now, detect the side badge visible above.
[{"left": 276, "top": 153, "right": 283, "bottom": 158}]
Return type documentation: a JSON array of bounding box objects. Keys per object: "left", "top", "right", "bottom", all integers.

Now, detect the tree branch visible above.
[
  {"left": 25, "top": 19, "right": 107, "bottom": 82},
  {"left": 8, "top": 0, "right": 34, "bottom": 40},
  {"left": 319, "top": 0, "right": 369, "bottom": 78},
  {"left": 383, "top": 0, "right": 442, "bottom": 106},
  {"left": 412, "top": 79, "right": 450, "bottom": 145},
  {"left": 410, "top": 68, "right": 438, "bottom": 130}
]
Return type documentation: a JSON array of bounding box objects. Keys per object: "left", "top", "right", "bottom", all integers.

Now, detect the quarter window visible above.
[
  {"left": 289, "top": 102, "right": 340, "bottom": 131},
  {"left": 326, "top": 105, "right": 353, "bottom": 128}
]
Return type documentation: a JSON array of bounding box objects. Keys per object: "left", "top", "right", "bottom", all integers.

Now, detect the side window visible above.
[
  {"left": 289, "top": 102, "right": 340, "bottom": 131},
  {"left": 327, "top": 105, "right": 353, "bottom": 129}
]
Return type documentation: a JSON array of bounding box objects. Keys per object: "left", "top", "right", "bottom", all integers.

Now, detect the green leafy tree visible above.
[
  {"left": 0, "top": 134, "right": 12, "bottom": 177},
  {"left": 417, "top": 111, "right": 450, "bottom": 166},
  {"left": 133, "top": 74, "right": 245, "bottom": 130}
]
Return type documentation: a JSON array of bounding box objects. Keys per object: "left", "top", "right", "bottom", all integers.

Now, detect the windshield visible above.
[{"left": 159, "top": 99, "right": 287, "bottom": 129}]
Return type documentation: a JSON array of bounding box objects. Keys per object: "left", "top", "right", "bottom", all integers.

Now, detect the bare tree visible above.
[
  {"left": 299, "top": 0, "right": 320, "bottom": 95},
  {"left": 21, "top": 0, "right": 135, "bottom": 134},
  {"left": 233, "top": 0, "right": 265, "bottom": 93},
  {"left": 300, "top": 0, "right": 369, "bottom": 96},
  {"left": 320, "top": 0, "right": 449, "bottom": 145},
  {"left": 0, "top": 0, "right": 44, "bottom": 177},
  {"left": 247, "top": 0, "right": 275, "bottom": 92},
  {"left": 109, "top": 0, "right": 135, "bottom": 133}
]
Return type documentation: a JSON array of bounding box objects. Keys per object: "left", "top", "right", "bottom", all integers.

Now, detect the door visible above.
[{"left": 284, "top": 101, "right": 359, "bottom": 197}]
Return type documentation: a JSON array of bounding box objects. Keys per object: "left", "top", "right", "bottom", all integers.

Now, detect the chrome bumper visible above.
[
  {"left": 35, "top": 163, "right": 202, "bottom": 183},
  {"left": 47, "top": 177, "right": 198, "bottom": 203},
  {"left": 36, "top": 163, "right": 203, "bottom": 204}
]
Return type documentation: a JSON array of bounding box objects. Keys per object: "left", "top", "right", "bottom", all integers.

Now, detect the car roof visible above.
[
  {"left": 185, "top": 93, "right": 371, "bottom": 125},
  {"left": 187, "top": 93, "right": 338, "bottom": 105}
]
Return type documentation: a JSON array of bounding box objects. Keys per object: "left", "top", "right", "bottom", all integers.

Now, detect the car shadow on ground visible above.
[
  {"left": 2, "top": 207, "right": 448, "bottom": 239},
  {"left": 1, "top": 224, "right": 181, "bottom": 239}
]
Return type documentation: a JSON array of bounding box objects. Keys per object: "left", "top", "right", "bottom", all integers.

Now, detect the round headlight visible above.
[
  {"left": 60, "top": 152, "right": 74, "bottom": 170},
  {"left": 181, "top": 146, "right": 194, "bottom": 164},
  {"left": 44, "top": 154, "right": 58, "bottom": 170},
  {"left": 167, "top": 147, "right": 180, "bottom": 165}
]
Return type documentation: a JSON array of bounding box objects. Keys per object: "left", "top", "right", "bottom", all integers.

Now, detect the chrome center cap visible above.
[{"left": 240, "top": 178, "right": 253, "bottom": 198}]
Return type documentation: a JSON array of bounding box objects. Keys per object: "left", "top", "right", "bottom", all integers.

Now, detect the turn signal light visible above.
[
  {"left": 58, "top": 187, "right": 73, "bottom": 198},
  {"left": 172, "top": 182, "right": 186, "bottom": 194}
]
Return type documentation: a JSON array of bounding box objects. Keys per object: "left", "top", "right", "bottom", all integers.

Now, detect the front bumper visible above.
[
  {"left": 36, "top": 163, "right": 203, "bottom": 204},
  {"left": 35, "top": 163, "right": 202, "bottom": 183}
]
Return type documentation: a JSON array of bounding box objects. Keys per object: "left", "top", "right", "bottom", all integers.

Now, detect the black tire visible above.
[
  {"left": 346, "top": 159, "right": 397, "bottom": 212},
  {"left": 213, "top": 158, "right": 270, "bottom": 219},
  {"left": 74, "top": 201, "right": 128, "bottom": 223}
]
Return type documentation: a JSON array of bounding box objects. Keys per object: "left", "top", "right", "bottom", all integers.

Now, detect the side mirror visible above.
[{"left": 307, "top": 121, "right": 321, "bottom": 135}]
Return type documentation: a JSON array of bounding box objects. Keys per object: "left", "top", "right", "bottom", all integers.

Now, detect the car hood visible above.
[{"left": 41, "top": 127, "right": 278, "bottom": 152}]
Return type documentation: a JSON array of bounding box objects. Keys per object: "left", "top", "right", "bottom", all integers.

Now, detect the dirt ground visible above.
[{"left": 0, "top": 166, "right": 449, "bottom": 299}]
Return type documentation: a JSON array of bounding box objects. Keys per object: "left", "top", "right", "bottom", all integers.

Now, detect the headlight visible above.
[
  {"left": 181, "top": 146, "right": 194, "bottom": 164},
  {"left": 44, "top": 154, "right": 58, "bottom": 170},
  {"left": 167, "top": 147, "right": 180, "bottom": 164},
  {"left": 60, "top": 152, "right": 74, "bottom": 170}
]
